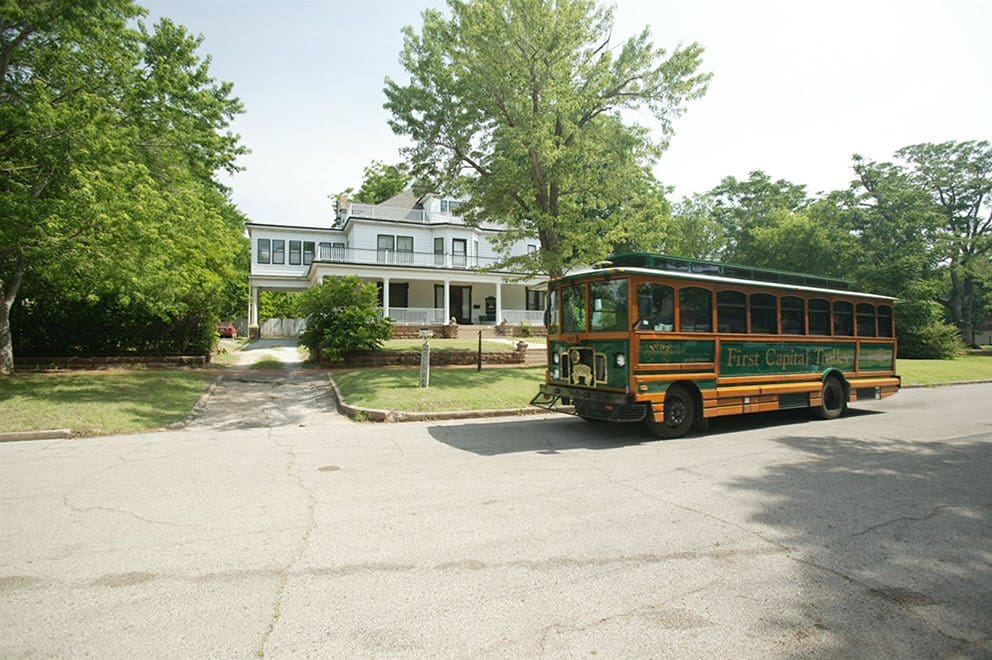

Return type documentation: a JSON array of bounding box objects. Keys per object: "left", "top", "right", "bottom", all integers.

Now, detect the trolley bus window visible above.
[
  {"left": 750, "top": 293, "right": 778, "bottom": 334},
  {"left": 782, "top": 296, "right": 805, "bottom": 335},
  {"left": 857, "top": 303, "right": 877, "bottom": 337},
  {"left": 809, "top": 298, "right": 830, "bottom": 335},
  {"left": 878, "top": 305, "right": 893, "bottom": 337},
  {"left": 679, "top": 287, "right": 713, "bottom": 333},
  {"left": 590, "top": 279, "right": 628, "bottom": 332},
  {"left": 833, "top": 301, "right": 854, "bottom": 336},
  {"left": 547, "top": 288, "right": 559, "bottom": 334},
  {"left": 562, "top": 284, "right": 586, "bottom": 333},
  {"left": 635, "top": 283, "right": 674, "bottom": 331},
  {"left": 717, "top": 291, "right": 747, "bottom": 333}
]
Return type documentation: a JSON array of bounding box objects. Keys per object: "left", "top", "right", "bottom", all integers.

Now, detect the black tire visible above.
[
  {"left": 645, "top": 385, "right": 695, "bottom": 439},
  {"left": 813, "top": 376, "right": 847, "bottom": 420}
]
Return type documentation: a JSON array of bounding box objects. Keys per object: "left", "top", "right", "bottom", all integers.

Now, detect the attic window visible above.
[{"left": 440, "top": 199, "right": 460, "bottom": 214}]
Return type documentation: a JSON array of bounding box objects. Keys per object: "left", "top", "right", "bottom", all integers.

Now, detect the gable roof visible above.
[{"left": 377, "top": 189, "right": 422, "bottom": 210}]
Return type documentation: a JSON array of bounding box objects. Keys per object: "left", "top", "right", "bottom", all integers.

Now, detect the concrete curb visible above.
[
  {"left": 0, "top": 429, "right": 73, "bottom": 442},
  {"left": 903, "top": 379, "right": 992, "bottom": 389},
  {"left": 327, "top": 375, "right": 572, "bottom": 423}
]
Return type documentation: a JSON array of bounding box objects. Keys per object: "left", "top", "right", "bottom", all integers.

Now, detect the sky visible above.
[{"left": 143, "top": 0, "right": 992, "bottom": 228}]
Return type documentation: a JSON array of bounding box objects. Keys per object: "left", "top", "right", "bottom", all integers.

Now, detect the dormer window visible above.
[{"left": 440, "top": 199, "right": 461, "bottom": 215}]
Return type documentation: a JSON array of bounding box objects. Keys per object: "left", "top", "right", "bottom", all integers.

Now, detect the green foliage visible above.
[
  {"left": 297, "top": 277, "right": 394, "bottom": 362},
  {"left": 665, "top": 195, "right": 726, "bottom": 260},
  {"left": 895, "top": 300, "right": 964, "bottom": 359},
  {"left": 709, "top": 171, "right": 809, "bottom": 261},
  {"left": 384, "top": 0, "right": 709, "bottom": 278},
  {"left": 258, "top": 291, "right": 300, "bottom": 323},
  {"left": 735, "top": 206, "right": 856, "bottom": 278},
  {"left": 0, "top": 1, "right": 247, "bottom": 371},
  {"left": 334, "top": 161, "right": 411, "bottom": 211}
]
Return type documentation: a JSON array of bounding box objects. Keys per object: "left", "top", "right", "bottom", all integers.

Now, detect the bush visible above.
[
  {"left": 297, "top": 276, "right": 393, "bottom": 362},
  {"left": 896, "top": 300, "right": 964, "bottom": 359}
]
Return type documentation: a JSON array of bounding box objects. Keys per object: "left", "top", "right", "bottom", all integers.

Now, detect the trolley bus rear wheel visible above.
[
  {"left": 646, "top": 385, "right": 695, "bottom": 439},
  {"left": 813, "top": 376, "right": 847, "bottom": 420}
]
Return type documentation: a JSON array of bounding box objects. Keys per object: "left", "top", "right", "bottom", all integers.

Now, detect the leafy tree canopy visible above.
[
  {"left": 384, "top": 0, "right": 710, "bottom": 277},
  {"left": 0, "top": 0, "right": 247, "bottom": 373}
]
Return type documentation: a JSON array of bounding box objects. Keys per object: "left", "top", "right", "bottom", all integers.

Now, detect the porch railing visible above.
[
  {"left": 381, "top": 308, "right": 545, "bottom": 326},
  {"left": 501, "top": 310, "right": 545, "bottom": 325}
]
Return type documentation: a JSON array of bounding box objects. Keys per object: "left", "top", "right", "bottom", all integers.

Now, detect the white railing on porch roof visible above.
[{"left": 318, "top": 246, "right": 504, "bottom": 271}]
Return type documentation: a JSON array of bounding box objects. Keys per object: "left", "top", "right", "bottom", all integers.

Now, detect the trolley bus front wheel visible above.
[
  {"left": 813, "top": 376, "right": 847, "bottom": 420},
  {"left": 646, "top": 385, "right": 695, "bottom": 439}
]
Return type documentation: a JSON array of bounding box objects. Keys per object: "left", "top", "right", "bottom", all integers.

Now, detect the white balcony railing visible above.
[
  {"left": 317, "top": 246, "right": 504, "bottom": 270},
  {"left": 347, "top": 203, "right": 428, "bottom": 223}
]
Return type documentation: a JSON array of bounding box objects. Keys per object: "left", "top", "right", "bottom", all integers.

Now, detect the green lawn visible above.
[
  {"left": 898, "top": 356, "right": 992, "bottom": 386},
  {"left": 332, "top": 366, "right": 545, "bottom": 412},
  {"left": 0, "top": 370, "right": 215, "bottom": 436},
  {"left": 380, "top": 338, "right": 517, "bottom": 352}
]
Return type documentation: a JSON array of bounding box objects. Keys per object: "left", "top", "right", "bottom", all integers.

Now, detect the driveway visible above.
[
  {"left": 189, "top": 338, "right": 347, "bottom": 431},
  {"left": 1, "top": 384, "right": 990, "bottom": 657}
]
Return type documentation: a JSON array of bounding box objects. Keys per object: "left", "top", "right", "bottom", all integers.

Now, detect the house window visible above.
[
  {"left": 440, "top": 199, "right": 460, "bottom": 214},
  {"left": 257, "top": 238, "right": 271, "bottom": 264},
  {"left": 527, "top": 244, "right": 537, "bottom": 255},
  {"left": 376, "top": 282, "right": 409, "bottom": 308},
  {"left": 377, "top": 235, "right": 395, "bottom": 263},
  {"left": 434, "top": 237, "right": 444, "bottom": 266},
  {"left": 303, "top": 241, "right": 315, "bottom": 266},
  {"left": 452, "top": 238, "right": 467, "bottom": 267},
  {"left": 289, "top": 240, "right": 301, "bottom": 265},
  {"left": 332, "top": 242, "right": 345, "bottom": 261},
  {"left": 272, "top": 240, "right": 285, "bottom": 265},
  {"left": 474, "top": 240, "right": 479, "bottom": 267},
  {"left": 319, "top": 242, "right": 331, "bottom": 260},
  {"left": 396, "top": 235, "right": 413, "bottom": 264},
  {"left": 526, "top": 288, "right": 545, "bottom": 311}
]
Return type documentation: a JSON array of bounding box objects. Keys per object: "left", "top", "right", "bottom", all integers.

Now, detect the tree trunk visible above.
[{"left": 0, "top": 257, "right": 25, "bottom": 376}]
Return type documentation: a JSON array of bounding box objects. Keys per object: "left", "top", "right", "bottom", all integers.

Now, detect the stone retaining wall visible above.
[
  {"left": 13, "top": 355, "right": 207, "bottom": 370},
  {"left": 390, "top": 324, "right": 459, "bottom": 339}
]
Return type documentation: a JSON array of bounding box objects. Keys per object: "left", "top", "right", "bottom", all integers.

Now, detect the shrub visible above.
[
  {"left": 896, "top": 300, "right": 964, "bottom": 359},
  {"left": 297, "top": 276, "right": 393, "bottom": 362}
]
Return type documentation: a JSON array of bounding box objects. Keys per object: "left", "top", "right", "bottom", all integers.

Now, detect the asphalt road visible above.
[{"left": 1, "top": 383, "right": 990, "bottom": 658}]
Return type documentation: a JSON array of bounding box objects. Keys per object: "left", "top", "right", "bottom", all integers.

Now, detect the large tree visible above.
[
  {"left": 0, "top": 1, "right": 245, "bottom": 373},
  {"left": 896, "top": 141, "right": 991, "bottom": 346},
  {"left": 384, "top": 0, "right": 709, "bottom": 278}
]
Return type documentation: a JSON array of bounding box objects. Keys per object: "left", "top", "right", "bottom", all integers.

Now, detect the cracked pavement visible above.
[{"left": 1, "top": 382, "right": 990, "bottom": 657}]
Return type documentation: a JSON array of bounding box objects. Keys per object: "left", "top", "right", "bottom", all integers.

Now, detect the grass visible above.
[
  {"left": 898, "top": 355, "right": 992, "bottom": 386},
  {"left": 0, "top": 369, "right": 215, "bottom": 436},
  {"left": 380, "top": 338, "right": 517, "bottom": 352},
  {"left": 249, "top": 356, "right": 286, "bottom": 369},
  {"left": 332, "top": 366, "right": 545, "bottom": 412}
]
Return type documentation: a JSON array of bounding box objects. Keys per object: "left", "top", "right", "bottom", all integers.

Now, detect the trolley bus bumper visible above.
[{"left": 531, "top": 384, "right": 648, "bottom": 423}]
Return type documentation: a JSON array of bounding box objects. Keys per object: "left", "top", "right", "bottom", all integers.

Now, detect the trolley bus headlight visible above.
[
  {"left": 552, "top": 352, "right": 559, "bottom": 364},
  {"left": 615, "top": 353, "right": 626, "bottom": 367},
  {"left": 552, "top": 367, "right": 560, "bottom": 379}
]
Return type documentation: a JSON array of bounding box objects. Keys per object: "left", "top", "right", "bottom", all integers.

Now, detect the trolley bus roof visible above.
[{"left": 554, "top": 265, "right": 897, "bottom": 301}]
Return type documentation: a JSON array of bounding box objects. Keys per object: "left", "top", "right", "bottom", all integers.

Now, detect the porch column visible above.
[
  {"left": 496, "top": 280, "right": 503, "bottom": 324},
  {"left": 443, "top": 279, "right": 450, "bottom": 324},
  {"left": 382, "top": 277, "right": 390, "bottom": 320},
  {"left": 249, "top": 286, "right": 259, "bottom": 326}
]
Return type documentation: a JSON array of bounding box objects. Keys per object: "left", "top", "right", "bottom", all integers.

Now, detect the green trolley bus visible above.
[{"left": 531, "top": 253, "right": 901, "bottom": 438}]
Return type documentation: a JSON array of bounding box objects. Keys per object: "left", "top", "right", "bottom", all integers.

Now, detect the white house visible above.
[{"left": 246, "top": 191, "right": 547, "bottom": 330}]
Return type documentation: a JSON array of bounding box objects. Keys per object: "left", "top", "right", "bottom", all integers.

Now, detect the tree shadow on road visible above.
[{"left": 726, "top": 431, "right": 992, "bottom": 656}]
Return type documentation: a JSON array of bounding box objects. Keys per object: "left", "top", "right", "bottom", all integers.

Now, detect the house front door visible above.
[{"left": 450, "top": 286, "right": 473, "bottom": 324}]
